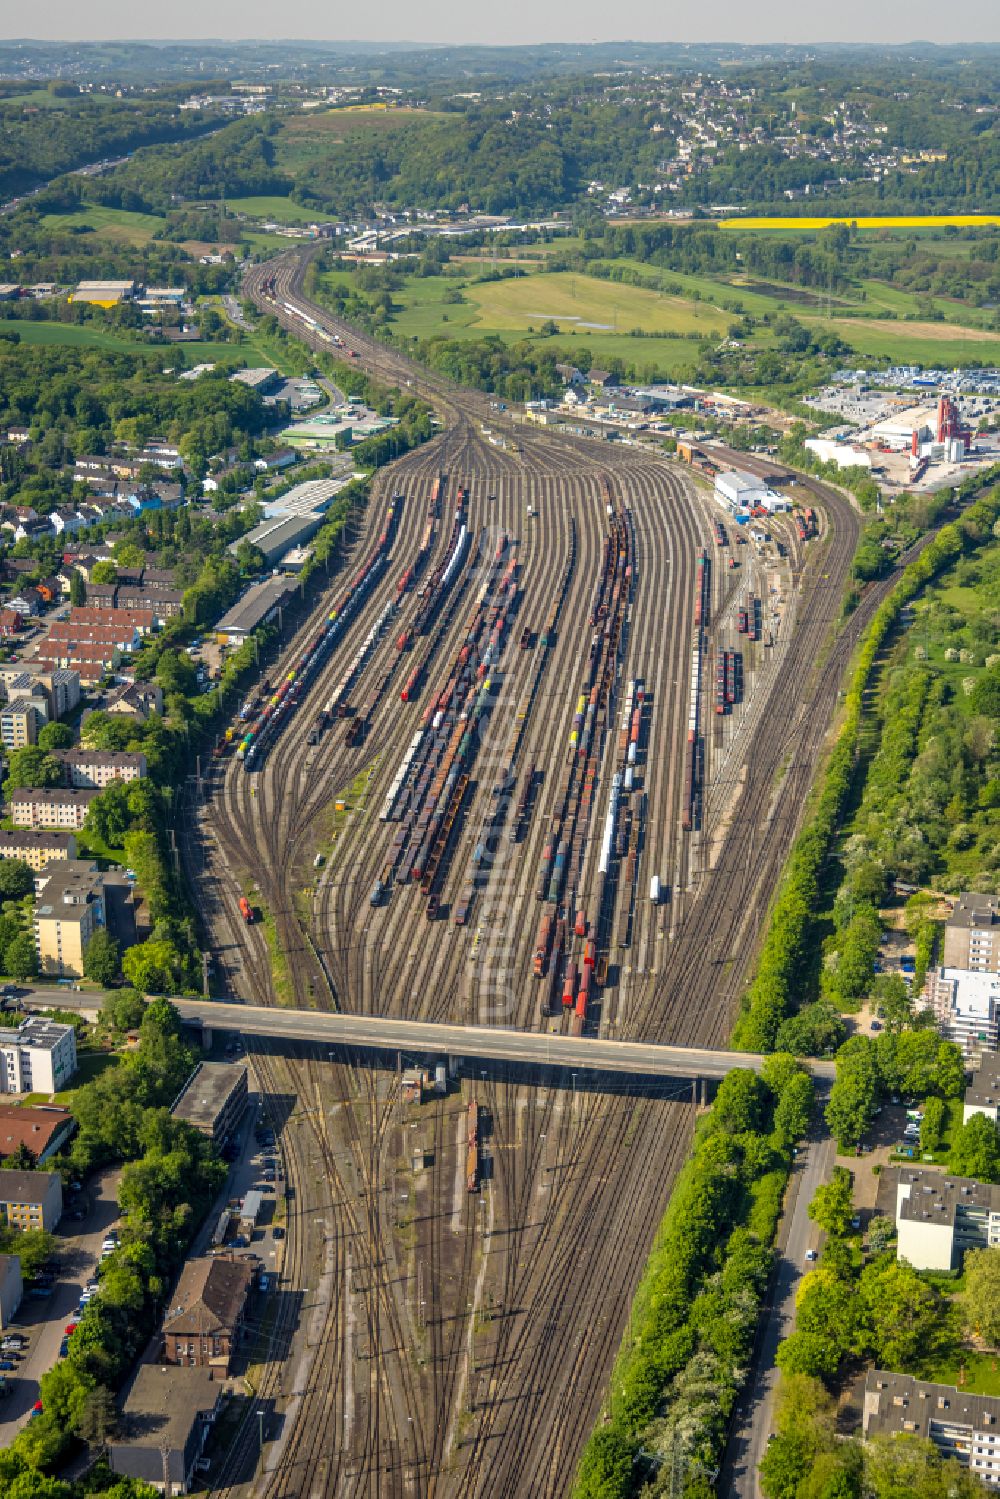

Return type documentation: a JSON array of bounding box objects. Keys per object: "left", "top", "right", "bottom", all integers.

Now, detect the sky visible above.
[{"left": 8, "top": 0, "right": 1000, "bottom": 46}]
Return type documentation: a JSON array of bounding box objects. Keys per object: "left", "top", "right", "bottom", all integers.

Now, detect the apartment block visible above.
[
  {"left": 944, "top": 894, "right": 1000, "bottom": 974},
  {"left": 54, "top": 749, "right": 146, "bottom": 789},
  {"left": 0, "top": 1168, "right": 62, "bottom": 1232},
  {"left": 0, "top": 1018, "right": 78, "bottom": 1095},
  {"left": 0, "top": 830, "right": 77, "bottom": 872},
  {"left": 8, "top": 788, "right": 98, "bottom": 831},
  {"left": 965, "top": 1054, "right": 1000, "bottom": 1125},
  {"left": 0, "top": 697, "right": 47, "bottom": 749},
  {"left": 34, "top": 859, "right": 107, "bottom": 977},
  {"left": 924, "top": 967, "right": 1000, "bottom": 1057},
  {"left": 864, "top": 1370, "right": 1000, "bottom": 1487},
  {"left": 882, "top": 1165, "right": 1000, "bottom": 1271}
]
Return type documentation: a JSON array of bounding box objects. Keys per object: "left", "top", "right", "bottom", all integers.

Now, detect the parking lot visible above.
[{"left": 0, "top": 1167, "right": 121, "bottom": 1441}]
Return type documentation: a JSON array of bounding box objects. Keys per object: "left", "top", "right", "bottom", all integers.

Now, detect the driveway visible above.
[
  {"left": 722, "top": 1121, "right": 837, "bottom": 1497},
  {"left": 0, "top": 1167, "right": 121, "bottom": 1441}
]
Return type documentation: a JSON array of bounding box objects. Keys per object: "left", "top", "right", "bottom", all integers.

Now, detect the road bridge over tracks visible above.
[{"left": 26, "top": 990, "right": 835, "bottom": 1086}]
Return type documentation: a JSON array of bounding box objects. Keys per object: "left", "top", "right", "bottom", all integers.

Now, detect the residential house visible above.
[
  {"left": 5, "top": 591, "right": 39, "bottom": 617},
  {"left": 0, "top": 1168, "right": 62, "bottom": 1231},
  {"left": 254, "top": 447, "right": 297, "bottom": 473},
  {"left": 555, "top": 363, "right": 585, "bottom": 386},
  {"left": 587, "top": 368, "right": 620, "bottom": 388},
  {"left": 104, "top": 682, "right": 163, "bottom": 721}
]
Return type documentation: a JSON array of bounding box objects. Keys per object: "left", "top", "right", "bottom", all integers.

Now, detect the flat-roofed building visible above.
[
  {"left": 880, "top": 1165, "right": 1000, "bottom": 1272},
  {"left": 863, "top": 1370, "right": 1000, "bottom": 1488},
  {"left": 0, "top": 1017, "right": 78, "bottom": 1095},
  {"left": 0, "top": 1167, "right": 62, "bottom": 1232},
  {"left": 70, "top": 280, "right": 136, "bottom": 306},
  {"left": 924, "top": 967, "right": 1000, "bottom": 1057},
  {"left": 9, "top": 787, "right": 99, "bottom": 831},
  {"left": 714, "top": 468, "right": 768, "bottom": 515},
  {"left": 34, "top": 859, "right": 107, "bottom": 977},
  {"left": 0, "top": 666, "right": 81, "bottom": 721},
  {"left": 0, "top": 696, "right": 47, "bottom": 748},
  {"left": 0, "top": 1254, "right": 22, "bottom": 1329},
  {"left": 944, "top": 893, "right": 1000, "bottom": 973},
  {"left": 0, "top": 830, "right": 77, "bottom": 871},
  {"left": 964, "top": 1054, "right": 1000, "bottom": 1125},
  {"left": 110, "top": 1364, "right": 221, "bottom": 1493},
  {"left": 229, "top": 366, "right": 280, "bottom": 394},
  {"left": 230, "top": 512, "right": 324, "bottom": 567},
  {"left": 170, "top": 1063, "right": 248, "bottom": 1144}
]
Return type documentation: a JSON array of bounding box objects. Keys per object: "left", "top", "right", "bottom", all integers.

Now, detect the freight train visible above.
[{"left": 236, "top": 499, "right": 399, "bottom": 767}]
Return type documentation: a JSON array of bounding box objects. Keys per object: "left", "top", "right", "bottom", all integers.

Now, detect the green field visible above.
[
  {"left": 225, "top": 196, "right": 323, "bottom": 225},
  {"left": 0, "top": 319, "right": 148, "bottom": 352},
  {"left": 353, "top": 256, "right": 1000, "bottom": 373},
  {"left": 466, "top": 270, "right": 726, "bottom": 336},
  {"left": 38, "top": 204, "right": 165, "bottom": 245},
  {"left": 0, "top": 319, "right": 256, "bottom": 368}
]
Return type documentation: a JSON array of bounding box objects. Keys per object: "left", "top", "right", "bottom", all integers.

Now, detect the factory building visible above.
[{"left": 714, "top": 469, "right": 769, "bottom": 517}]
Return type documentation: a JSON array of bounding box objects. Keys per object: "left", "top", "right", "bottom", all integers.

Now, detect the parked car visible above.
[
  {"left": 805, "top": 1249, "right": 817, "bottom": 1261},
  {"left": 0, "top": 1361, "right": 16, "bottom": 1372},
  {"left": 58, "top": 1339, "right": 69, "bottom": 1359},
  {"left": 272, "top": 1226, "right": 284, "bottom": 1241},
  {"left": 1, "top": 1336, "right": 26, "bottom": 1351},
  {"left": 64, "top": 1323, "right": 78, "bottom": 1336}
]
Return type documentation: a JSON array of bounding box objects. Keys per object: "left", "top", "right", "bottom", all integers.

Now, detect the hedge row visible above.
[
  {"left": 732, "top": 477, "right": 1000, "bottom": 1054},
  {"left": 571, "top": 1059, "right": 815, "bottom": 1497}
]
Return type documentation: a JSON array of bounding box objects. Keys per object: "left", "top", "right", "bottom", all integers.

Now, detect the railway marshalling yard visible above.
[{"left": 177, "top": 250, "right": 877, "bottom": 1498}]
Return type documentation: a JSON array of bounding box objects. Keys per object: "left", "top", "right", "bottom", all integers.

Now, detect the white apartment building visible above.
[
  {"left": 964, "top": 1054, "right": 1000, "bottom": 1125},
  {"left": 924, "top": 967, "right": 1000, "bottom": 1057},
  {"left": 0, "top": 1018, "right": 78, "bottom": 1096},
  {"left": 890, "top": 1166, "right": 1000, "bottom": 1272}
]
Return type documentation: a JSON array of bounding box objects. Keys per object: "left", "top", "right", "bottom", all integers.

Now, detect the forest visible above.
[{"left": 0, "top": 87, "right": 217, "bottom": 201}]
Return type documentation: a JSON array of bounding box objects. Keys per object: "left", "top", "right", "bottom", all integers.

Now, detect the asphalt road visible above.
[
  {"left": 22, "top": 990, "right": 837, "bottom": 1085},
  {"left": 722, "top": 1123, "right": 837, "bottom": 1497},
  {"left": 0, "top": 1168, "right": 120, "bottom": 1442}
]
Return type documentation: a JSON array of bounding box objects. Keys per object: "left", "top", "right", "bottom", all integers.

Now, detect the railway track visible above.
[{"left": 178, "top": 249, "right": 872, "bottom": 1496}]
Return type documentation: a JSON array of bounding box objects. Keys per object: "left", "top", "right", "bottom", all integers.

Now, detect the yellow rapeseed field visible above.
[{"left": 719, "top": 215, "right": 1000, "bottom": 230}]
